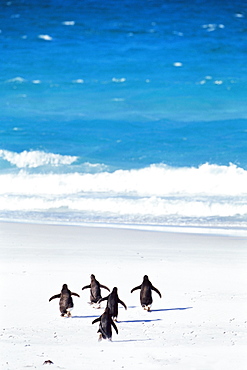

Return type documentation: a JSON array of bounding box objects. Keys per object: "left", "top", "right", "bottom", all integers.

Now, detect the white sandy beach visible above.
[{"left": 1, "top": 221, "right": 247, "bottom": 369}]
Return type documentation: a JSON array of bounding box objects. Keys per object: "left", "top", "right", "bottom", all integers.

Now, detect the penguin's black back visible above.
[
  {"left": 90, "top": 275, "right": 102, "bottom": 303},
  {"left": 98, "top": 308, "right": 113, "bottom": 339},
  {"left": 107, "top": 287, "right": 119, "bottom": 318},
  {"left": 59, "top": 284, "right": 73, "bottom": 314}
]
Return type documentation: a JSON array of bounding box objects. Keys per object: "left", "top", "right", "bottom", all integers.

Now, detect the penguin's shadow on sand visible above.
[
  {"left": 120, "top": 307, "right": 193, "bottom": 323},
  {"left": 119, "top": 318, "right": 161, "bottom": 323},
  {"left": 151, "top": 307, "right": 193, "bottom": 312},
  {"left": 72, "top": 307, "right": 192, "bottom": 320},
  {"left": 115, "top": 338, "right": 153, "bottom": 343},
  {"left": 127, "top": 306, "right": 193, "bottom": 313}
]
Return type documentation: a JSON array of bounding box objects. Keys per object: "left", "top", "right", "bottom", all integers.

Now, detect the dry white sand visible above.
[{"left": 1, "top": 222, "right": 247, "bottom": 369}]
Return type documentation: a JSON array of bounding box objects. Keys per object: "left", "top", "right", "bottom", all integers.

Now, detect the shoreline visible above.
[{"left": 1, "top": 218, "right": 247, "bottom": 238}]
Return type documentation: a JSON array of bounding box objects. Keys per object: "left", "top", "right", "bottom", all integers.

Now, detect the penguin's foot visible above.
[
  {"left": 92, "top": 303, "right": 101, "bottom": 309},
  {"left": 143, "top": 305, "right": 151, "bottom": 311}
]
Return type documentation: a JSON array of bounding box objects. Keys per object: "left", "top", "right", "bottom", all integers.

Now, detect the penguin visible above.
[
  {"left": 49, "top": 284, "right": 80, "bottom": 317},
  {"left": 92, "top": 307, "right": 118, "bottom": 341},
  {"left": 81, "top": 274, "right": 110, "bottom": 307},
  {"left": 130, "top": 275, "right": 161, "bottom": 311},
  {"left": 98, "top": 287, "right": 127, "bottom": 321}
]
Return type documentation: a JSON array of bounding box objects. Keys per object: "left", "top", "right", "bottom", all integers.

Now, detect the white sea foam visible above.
[
  {"left": 0, "top": 193, "right": 246, "bottom": 219},
  {"left": 1, "top": 161, "right": 247, "bottom": 196},
  {"left": 112, "top": 77, "right": 126, "bottom": 83},
  {"left": 203, "top": 23, "right": 217, "bottom": 32},
  {"left": 214, "top": 80, "right": 223, "bottom": 85},
  {"left": 235, "top": 13, "right": 244, "bottom": 18},
  {"left": 6, "top": 77, "right": 25, "bottom": 83},
  {"left": 38, "top": 34, "right": 53, "bottom": 41},
  {"left": 62, "top": 21, "right": 75, "bottom": 26},
  {"left": 202, "top": 23, "right": 225, "bottom": 32},
  {"left": 0, "top": 162, "right": 247, "bottom": 225},
  {"left": 72, "top": 79, "right": 84, "bottom": 83},
  {"left": 0, "top": 150, "right": 77, "bottom": 168}
]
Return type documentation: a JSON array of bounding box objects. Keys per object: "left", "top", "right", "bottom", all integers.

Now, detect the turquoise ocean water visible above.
[{"left": 1, "top": 0, "right": 247, "bottom": 230}]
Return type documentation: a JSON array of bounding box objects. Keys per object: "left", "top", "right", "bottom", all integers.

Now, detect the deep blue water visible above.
[{"left": 0, "top": 0, "right": 247, "bottom": 229}]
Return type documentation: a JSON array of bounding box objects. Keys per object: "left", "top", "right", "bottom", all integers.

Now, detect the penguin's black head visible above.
[
  {"left": 91, "top": 274, "right": 95, "bottom": 280},
  {"left": 143, "top": 275, "right": 148, "bottom": 280},
  {"left": 62, "top": 284, "right": 68, "bottom": 289},
  {"left": 113, "top": 287, "right": 118, "bottom": 293}
]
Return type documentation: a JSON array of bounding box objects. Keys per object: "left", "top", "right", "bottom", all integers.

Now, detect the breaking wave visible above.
[
  {"left": 0, "top": 158, "right": 247, "bottom": 227},
  {"left": 0, "top": 155, "right": 247, "bottom": 196},
  {"left": 0, "top": 149, "right": 78, "bottom": 168}
]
